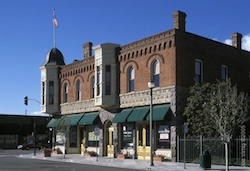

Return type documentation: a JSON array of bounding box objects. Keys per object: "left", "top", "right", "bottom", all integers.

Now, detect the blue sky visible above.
[{"left": 0, "top": 0, "right": 250, "bottom": 116}]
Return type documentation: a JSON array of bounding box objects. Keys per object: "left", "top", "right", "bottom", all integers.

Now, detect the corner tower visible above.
[{"left": 40, "top": 48, "right": 65, "bottom": 115}]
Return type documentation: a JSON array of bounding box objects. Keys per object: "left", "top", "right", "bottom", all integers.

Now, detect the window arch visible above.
[
  {"left": 76, "top": 80, "right": 81, "bottom": 101},
  {"left": 91, "top": 76, "right": 95, "bottom": 98},
  {"left": 63, "top": 83, "right": 68, "bottom": 103},
  {"left": 128, "top": 67, "right": 134, "bottom": 92},
  {"left": 152, "top": 60, "right": 160, "bottom": 87}
]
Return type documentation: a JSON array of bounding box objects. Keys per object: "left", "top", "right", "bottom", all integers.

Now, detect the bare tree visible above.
[
  {"left": 204, "top": 80, "right": 249, "bottom": 171},
  {"left": 54, "top": 116, "right": 71, "bottom": 158}
]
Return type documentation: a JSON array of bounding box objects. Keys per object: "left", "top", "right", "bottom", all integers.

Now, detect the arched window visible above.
[
  {"left": 64, "top": 83, "right": 68, "bottom": 103},
  {"left": 128, "top": 67, "right": 134, "bottom": 92},
  {"left": 76, "top": 80, "right": 81, "bottom": 101},
  {"left": 91, "top": 76, "right": 95, "bottom": 98},
  {"left": 152, "top": 60, "right": 160, "bottom": 87}
]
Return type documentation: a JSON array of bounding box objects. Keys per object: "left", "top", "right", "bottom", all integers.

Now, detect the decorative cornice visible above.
[
  {"left": 119, "top": 86, "right": 175, "bottom": 109},
  {"left": 60, "top": 99, "right": 100, "bottom": 114}
]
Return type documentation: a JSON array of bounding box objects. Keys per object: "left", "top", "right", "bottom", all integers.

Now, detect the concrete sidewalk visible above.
[{"left": 18, "top": 152, "right": 250, "bottom": 171}]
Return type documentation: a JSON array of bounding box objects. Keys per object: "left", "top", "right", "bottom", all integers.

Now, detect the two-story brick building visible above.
[{"left": 43, "top": 11, "right": 250, "bottom": 161}]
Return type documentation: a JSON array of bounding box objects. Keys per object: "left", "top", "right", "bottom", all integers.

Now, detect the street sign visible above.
[
  {"left": 183, "top": 124, "right": 188, "bottom": 133},
  {"left": 94, "top": 128, "right": 100, "bottom": 136}
]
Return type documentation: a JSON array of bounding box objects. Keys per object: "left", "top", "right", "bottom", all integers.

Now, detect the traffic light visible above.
[{"left": 24, "top": 96, "right": 28, "bottom": 106}]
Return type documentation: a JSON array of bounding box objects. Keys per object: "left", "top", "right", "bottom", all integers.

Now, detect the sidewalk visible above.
[{"left": 18, "top": 152, "right": 250, "bottom": 171}]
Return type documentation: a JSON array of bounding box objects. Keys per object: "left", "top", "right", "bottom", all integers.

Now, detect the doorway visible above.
[
  {"left": 137, "top": 123, "right": 150, "bottom": 160},
  {"left": 104, "top": 120, "right": 114, "bottom": 157}
]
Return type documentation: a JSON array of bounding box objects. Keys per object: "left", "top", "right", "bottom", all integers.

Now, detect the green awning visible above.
[
  {"left": 127, "top": 106, "right": 150, "bottom": 122},
  {"left": 58, "top": 114, "right": 84, "bottom": 126},
  {"left": 146, "top": 104, "right": 170, "bottom": 121},
  {"left": 112, "top": 108, "right": 132, "bottom": 123},
  {"left": 78, "top": 112, "right": 99, "bottom": 125},
  {"left": 46, "top": 118, "right": 58, "bottom": 128}
]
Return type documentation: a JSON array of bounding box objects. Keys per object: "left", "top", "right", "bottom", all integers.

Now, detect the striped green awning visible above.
[
  {"left": 54, "top": 114, "right": 84, "bottom": 126},
  {"left": 112, "top": 108, "right": 132, "bottom": 123},
  {"left": 78, "top": 112, "right": 99, "bottom": 125},
  {"left": 146, "top": 104, "right": 170, "bottom": 121},
  {"left": 127, "top": 106, "right": 150, "bottom": 122},
  {"left": 46, "top": 118, "right": 59, "bottom": 128}
]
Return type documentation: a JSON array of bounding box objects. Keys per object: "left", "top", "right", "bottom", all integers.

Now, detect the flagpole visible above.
[{"left": 53, "top": 8, "right": 56, "bottom": 48}]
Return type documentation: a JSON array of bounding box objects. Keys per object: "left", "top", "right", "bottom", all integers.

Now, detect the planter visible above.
[
  {"left": 42, "top": 151, "right": 51, "bottom": 157},
  {"left": 53, "top": 151, "right": 62, "bottom": 154},
  {"left": 116, "top": 154, "right": 128, "bottom": 159},
  {"left": 85, "top": 152, "right": 96, "bottom": 157},
  {"left": 153, "top": 156, "right": 165, "bottom": 162}
]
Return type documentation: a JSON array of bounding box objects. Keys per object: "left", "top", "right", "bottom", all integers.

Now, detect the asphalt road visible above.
[{"left": 0, "top": 149, "right": 141, "bottom": 171}]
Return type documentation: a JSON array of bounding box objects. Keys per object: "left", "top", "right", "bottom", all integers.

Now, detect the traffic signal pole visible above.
[{"left": 24, "top": 96, "right": 41, "bottom": 156}]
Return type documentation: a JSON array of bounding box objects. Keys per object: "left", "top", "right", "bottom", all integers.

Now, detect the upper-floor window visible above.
[
  {"left": 97, "top": 66, "right": 100, "bottom": 96},
  {"left": 195, "top": 59, "right": 203, "bottom": 84},
  {"left": 42, "top": 82, "right": 45, "bottom": 105},
  {"left": 76, "top": 80, "right": 81, "bottom": 101},
  {"left": 152, "top": 60, "right": 160, "bottom": 87},
  {"left": 49, "top": 81, "right": 54, "bottom": 105},
  {"left": 105, "top": 65, "right": 111, "bottom": 95},
  {"left": 64, "top": 83, "right": 68, "bottom": 103},
  {"left": 91, "top": 76, "right": 95, "bottom": 98},
  {"left": 128, "top": 67, "right": 134, "bottom": 92},
  {"left": 221, "top": 65, "right": 228, "bottom": 81}
]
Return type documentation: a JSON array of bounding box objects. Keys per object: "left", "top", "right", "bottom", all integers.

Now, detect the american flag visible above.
[{"left": 53, "top": 16, "right": 58, "bottom": 28}]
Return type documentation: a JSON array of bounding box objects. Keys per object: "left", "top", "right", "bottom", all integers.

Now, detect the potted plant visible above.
[
  {"left": 85, "top": 151, "right": 97, "bottom": 157},
  {"left": 53, "top": 147, "right": 62, "bottom": 154},
  {"left": 116, "top": 152, "right": 128, "bottom": 159},
  {"left": 153, "top": 154, "right": 165, "bottom": 162},
  {"left": 41, "top": 148, "right": 52, "bottom": 157}
]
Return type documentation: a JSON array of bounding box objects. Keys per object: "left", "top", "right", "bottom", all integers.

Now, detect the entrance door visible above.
[
  {"left": 137, "top": 124, "right": 150, "bottom": 160},
  {"left": 107, "top": 125, "right": 114, "bottom": 157},
  {"left": 80, "top": 127, "right": 85, "bottom": 155}
]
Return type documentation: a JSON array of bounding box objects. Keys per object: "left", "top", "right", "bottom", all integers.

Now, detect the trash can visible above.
[{"left": 200, "top": 151, "right": 211, "bottom": 169}]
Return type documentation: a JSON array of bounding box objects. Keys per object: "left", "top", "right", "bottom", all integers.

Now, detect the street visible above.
[{"left": 0, "top": 149, "right": 143, "bottom": 171}]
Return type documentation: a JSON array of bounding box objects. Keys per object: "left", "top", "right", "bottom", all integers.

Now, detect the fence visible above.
[{"left": 177, "top": 136, "right": 250, "bottom": 166}]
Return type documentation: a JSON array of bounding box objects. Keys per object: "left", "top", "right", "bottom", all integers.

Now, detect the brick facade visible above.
[{"left": 42, "top": 10, "right": 250, "bottom": 160}]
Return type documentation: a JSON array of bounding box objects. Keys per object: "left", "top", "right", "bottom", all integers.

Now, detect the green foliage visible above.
[
  {"left": 184, "top": 79, "right": 249, "bottom": 140},
  {"left": 183, "top": 82, "right": 218, "bottom": 137}
]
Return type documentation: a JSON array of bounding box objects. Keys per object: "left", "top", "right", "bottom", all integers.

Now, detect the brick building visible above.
[{"left": 43, "top": 11, "right": 250, "bottom": 161}]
